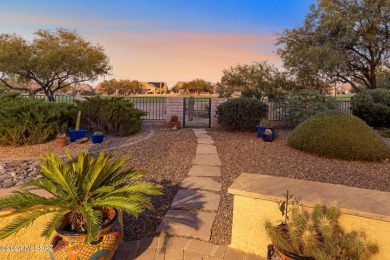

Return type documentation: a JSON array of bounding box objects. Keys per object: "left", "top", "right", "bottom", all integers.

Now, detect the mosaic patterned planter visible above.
[{"left": 49, "top": 208, "right": 122, "bottom": 260}]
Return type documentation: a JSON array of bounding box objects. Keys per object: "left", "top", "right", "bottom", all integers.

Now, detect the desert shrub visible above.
[
  {"left": 216, "top": 98, "right": 268, "bottom": 131},
  {"left": 351, "top": 89, "right": 390, "bottom": 127},
  {"left": 288, "top": 110, "right": 388, "bottom": 161},
  {"left": 283, "top": 90, "right": 336, "bottom": 127},
  {"left": 0, "top": 94, "right": 76, "bottom": 146},
  {"left": 75, "top": 96, "right": 146, "bottom": 136}
]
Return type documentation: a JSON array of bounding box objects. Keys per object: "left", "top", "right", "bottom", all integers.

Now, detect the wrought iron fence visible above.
[
  {"left": 263, "top": 100, "right": 352, "bottom": 121},
  {"left": 123, "top": 97, "right": 166, "bottom": 120},
  {"left": 21, "top": 95, "right": 75, "bottom": 104},
  {"left": 21, "top": 95, "right": 166, "bottom": 120}
]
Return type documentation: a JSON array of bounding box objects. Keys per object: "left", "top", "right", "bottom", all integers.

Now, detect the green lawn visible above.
[{"left": 334, "top": 94, "right": 354, "bottom": 101}]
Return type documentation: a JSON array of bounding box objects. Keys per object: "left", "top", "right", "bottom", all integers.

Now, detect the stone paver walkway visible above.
[
  {"left": 114, "top": 129, "right": 263, "bottom": 259},
  {"left": 157, "top": 129, "right": 222, "bottom": 241}
]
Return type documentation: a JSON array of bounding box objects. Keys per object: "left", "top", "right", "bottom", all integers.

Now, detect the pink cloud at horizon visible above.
[{"left": 91, "top": 30, "right": 281, "bottom": 87}]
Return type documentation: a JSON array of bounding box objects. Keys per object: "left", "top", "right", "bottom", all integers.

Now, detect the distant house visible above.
[
  {"left": 330, "top": 83, "right": 353, "bottom": 96},
  {"left": 147, "top": 82, "right": 168, "bottom": 93},
  {"left": 140, "top": 82, "right": 156, "bottom": 94}
]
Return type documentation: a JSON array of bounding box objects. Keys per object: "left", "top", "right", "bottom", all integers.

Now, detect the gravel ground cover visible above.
[
  {"left": 0, "top": 131, "right": 151, "bottom": 160},
  {"left": 208, "top": 128, "right": 390, "bottom": 245}
]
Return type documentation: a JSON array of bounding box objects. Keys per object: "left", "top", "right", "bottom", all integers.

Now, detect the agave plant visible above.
[
  {"left": 265, "top": 196, "right": 379, "bottom": 259},
  {"left": 0, "top": 150, "right": 162, "bottom": 242}
]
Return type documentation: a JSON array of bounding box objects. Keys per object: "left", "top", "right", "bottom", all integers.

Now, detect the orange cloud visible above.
[{"left": 92, "top": 30, "right": 281, "bottom": 86}]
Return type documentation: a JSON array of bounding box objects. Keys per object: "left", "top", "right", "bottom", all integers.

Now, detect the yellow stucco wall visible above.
[
  {"left": 230, "top": 195, "right": 390, "bottom": 259},
  {"left": 0, "top": 210, "right": 53, "bottom": 260}
]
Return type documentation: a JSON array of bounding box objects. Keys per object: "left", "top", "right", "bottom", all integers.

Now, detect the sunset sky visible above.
[{"left": 0, "top": 0, "right": 316, "bottom": 87}]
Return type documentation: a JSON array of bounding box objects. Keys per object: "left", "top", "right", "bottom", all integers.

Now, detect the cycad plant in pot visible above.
[
  {"left": 265, "top": 191, "right": 379, "bottom": 259},
  {"left": 0, "top": 150, "right": 162, "bottom": 260}
]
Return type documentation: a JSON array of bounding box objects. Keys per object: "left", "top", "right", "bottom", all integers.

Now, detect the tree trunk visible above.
[{"left": 43, "top": 87, "right": 56, "bottom": 102}]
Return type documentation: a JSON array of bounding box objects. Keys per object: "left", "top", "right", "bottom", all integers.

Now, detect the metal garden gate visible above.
[{"left": 183, "top": 97, "right": 211, "bottom": 128}]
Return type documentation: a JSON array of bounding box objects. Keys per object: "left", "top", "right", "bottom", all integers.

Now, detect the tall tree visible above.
[
  {"left": 0, "top": 28, "right": 111, "bottom": 101},
  {"left": 182, "top": 79, "right": 213, "bottom": 94},
  {"left": 277, "top": 0, "right": 390, "bottom": 91},
  {"left": 98, "top": 79, "right": 142, "bottom": 95},
  {"left": 221, "top": 62, "right": 279, "bottom": 100}
]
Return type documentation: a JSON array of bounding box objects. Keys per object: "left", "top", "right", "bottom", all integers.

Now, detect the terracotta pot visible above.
[
  {"left": 55, "top": 138, "right": 67, "bottom": 148},
  {"left": 49, "top": 208, "right": 122, "bottom": 260},
  {"left": 168, "top": 121, "right": 181, "bottom": 129}
]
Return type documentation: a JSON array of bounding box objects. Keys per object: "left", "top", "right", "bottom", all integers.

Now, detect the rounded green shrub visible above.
[
  {"left": 75, "top": 96, "right": 147, "bottom": 136},
  {"left": 216, "top": 98, "right": 268, "bottom": 131},
  {"left": 287, "top": 111, "right": 389, "bottom": 161},
  {"left": 351, "top": 89, "right": 390, "bottom": 127},
  {"left": 0, "top": 93, "right": 76, "bottom": 146}
]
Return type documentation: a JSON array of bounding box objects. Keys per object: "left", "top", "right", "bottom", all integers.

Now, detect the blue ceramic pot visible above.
[
  {"left": 256, "top": 126, "right": 274, "bottom": 138},
  {"left": 68, "top": 128, "right": 87, "bottom": 142},
  {"left": 91, "top": 133, "right": 105, "bottom": 143}
]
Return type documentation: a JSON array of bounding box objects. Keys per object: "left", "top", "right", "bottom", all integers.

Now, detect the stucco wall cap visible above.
[{"left": 228, "top": 173, "right": 390, "bottom": 222}]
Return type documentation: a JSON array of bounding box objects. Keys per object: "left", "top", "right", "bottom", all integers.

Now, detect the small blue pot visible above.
[
  {"left": 68, "top": 128, "right": 87, "bottom": 142},
  {"left": 263, "top": 133, "right": 274, "bottom": 142},
  {"left": 256, "top": 126, "right": 274, "bottom": 138},
  {"left": 91, "top": 133, "right": 105, "bottom": 143}
]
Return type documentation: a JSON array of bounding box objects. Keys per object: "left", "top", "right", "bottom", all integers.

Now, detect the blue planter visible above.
[
  {"left": 256, "top": 126, "right": 274, "bottom": 138},
  {"left": 68, "top": 128, "right": 87, "bottom": 142},
  {"left": 91, "top": 133, "right": 105, "bottom": 143},
  {"left": 263, "top": 133, "right": 274, "bottom": 142}
]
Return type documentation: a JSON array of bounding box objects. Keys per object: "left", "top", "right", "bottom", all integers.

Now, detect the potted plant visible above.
[
  {"left": 265, "top": 191, "right": 379, "bottom": 259},
  {"left": 256, "top": 120, "right": 274, "bottom": 138},
  {"left": 262, "top": 128, "right": 274, "bottom": 142},
  {"left": 91, "top": 131, "right": 105, "bottom": 144},
  {"left": 0, "top": 150, "right": 162, "bottom": 259},
  {"left": 55, "top": 133, "right": 68, "bottom": 148},
  {"left": 69, "top": 111, "right": 87, "bottom": 142},
  {"left": 168, "top": 114, "right": 181, "bottom": 130}
]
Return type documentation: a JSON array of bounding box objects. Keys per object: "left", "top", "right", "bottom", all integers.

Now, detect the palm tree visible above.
[{"left": 0, "top": 150, "right": 162, "bottom": 242}]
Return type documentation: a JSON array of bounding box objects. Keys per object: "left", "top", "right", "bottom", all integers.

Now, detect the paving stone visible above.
[
  {"left": 165, "top": 236, "right": 191, "bottom": 249},
  {"left": 186, "top": 239, "right": 216, "bottom": 255},
  {"left": 183, "top": 250, "right": 205, "bottom": 259},
  {"left": 164, "top": 247, "right": 184, "bottom": 259},
  {"left": 188, "top": 165, "right": 221, "bottom": 177},
  {"left": 156, "top": 210, "right": 216, "bottom": 241},
  {"left": 136, "top": 248, "right": 156, "bottom": 260},
  {"left": 154, "top": 247, "right": 166, "bottom": 260},
  {"left": 180, "top": 176, "right": 221, "bottom": 191},
  {"left": 172, "top": 190, "right": 220, "bottom": 211},
  {"left": 197, "top": 137, "right": 214, "bottom": 144},
  {"left": 224, "top": 248, "right": 248, "bottom": 260},
  {"left": 196, "top": 144, "right": 218, "bottom": 154},
  {"left": 193, "top": 154, "right": 221, "bottom": 166},
  {"left": 194, "top": 133, "right": 210, "bottom": 138},
  {"left": 192, "top": 129, "right": 207, "bottom": 134},
  {"left": 211, "top": 245, "right": 227, "bottom": 258}
]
